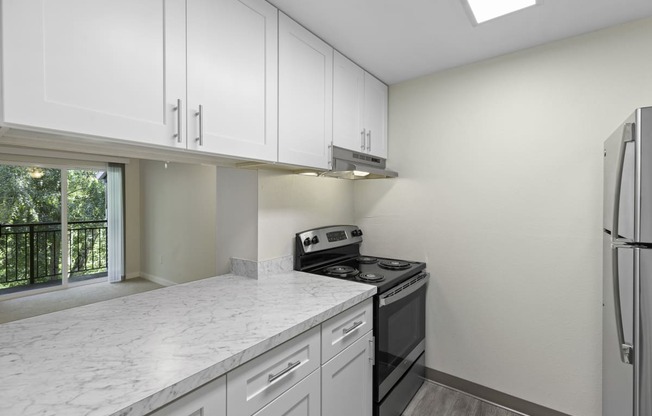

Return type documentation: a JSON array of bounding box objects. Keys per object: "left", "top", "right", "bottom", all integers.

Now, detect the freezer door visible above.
[
  {"left": 603, "top": 234, "right": 634, "bottom": 416},
  {"left": 603, "top": 113, "right": 635, "bottom": 239}
]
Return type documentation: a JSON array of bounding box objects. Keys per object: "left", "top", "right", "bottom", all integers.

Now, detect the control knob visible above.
[
  {"left": 303, "top": 237, "right": 311, "bottom": 247},
  {"left": 312, "top": 236, "right": 320, "bottom": 244}
]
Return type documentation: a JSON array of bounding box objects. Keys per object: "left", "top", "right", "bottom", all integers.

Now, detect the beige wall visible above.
[
  {"left": 140, "top": 160, "right": 217, "bottom": 285},
  {"left": 257, "top": 169, "right": 355, "bottom": 260},
  {"left": 124, "top": 159, "right": 140, "bottom": 278},
  {"left": 354, "top": 17, "right": 652, "bottom": 416},
  {"left": 216, "top": 167, "right": 258, "bottom": 274}
]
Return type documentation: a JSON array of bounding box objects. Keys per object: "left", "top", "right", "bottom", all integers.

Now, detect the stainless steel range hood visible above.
[{"left": 322, "top": 146, "right": 398, "bottom": 179}]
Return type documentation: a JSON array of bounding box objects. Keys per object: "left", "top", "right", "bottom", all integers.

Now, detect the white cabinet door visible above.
[
  {"left": 363, "top": 73, "right": 388, "bottom": 158},
  {"left": 321, "top": 330, "right": 373, "bottom": 416},
  {"left": 278, "top": 13, "right": 333, "bottom": 170},
  {"left": 253, "top": 370, "right": 320, "bottom": 416},
  {"left": 148, "top": 375, "right": 226, "bottom": 416},
  {"left": 186, "top": 0, "right": 278, "bottom": 161},
  {"left": 1, "top": 0, "right": 186, "bottom": 149},
  {"left": 332, "top": 52, "right": 388, "bottom": 159},
  {"left": 333, "top": 52, "right": 365, "bottom": 153}
]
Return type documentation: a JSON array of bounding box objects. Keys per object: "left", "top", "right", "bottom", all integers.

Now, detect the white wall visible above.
[
  {"left": 140, "top": 160, "right": 217, "bottom": 284},
  {"left": 354, "top": 17, "right": 652, "bottom": 416},
  {"left": 257, "top": 169, "right": 355, "bottom": 260}
]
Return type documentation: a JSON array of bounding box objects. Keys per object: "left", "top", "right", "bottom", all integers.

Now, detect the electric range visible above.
[{"left": 295, "top": 225, "right": 428, "bottom": 416}]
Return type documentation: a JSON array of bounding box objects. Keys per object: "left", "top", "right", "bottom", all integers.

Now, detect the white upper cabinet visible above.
[
  {"left": 333, "top": 52, "right": 388, "bottom": 158},
  {"left": 1, "top": 0, "right": 187, "bottom": 149},
  {"left": 363, "top": 72, "right": 388, "bottom": 158},
  {"left": 333, "top": 52, "right": 365, "bottom": 154},
  {"left": 186, "top": 0, "right": 278, "bottom": 161},
  {"left": 1, "top": 0, "right": 278, "bottom": 161},
  {"left": 278, "top": 13, "right": 333, "bottom": 170}
]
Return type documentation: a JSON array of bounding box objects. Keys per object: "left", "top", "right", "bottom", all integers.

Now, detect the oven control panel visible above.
[{"left": 296, "top": 225, "right": 363, "bottom": 254}]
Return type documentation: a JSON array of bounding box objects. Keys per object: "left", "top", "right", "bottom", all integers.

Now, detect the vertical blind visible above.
[{"left": 107, "top": 164, "right": 125, "bottom": 283}]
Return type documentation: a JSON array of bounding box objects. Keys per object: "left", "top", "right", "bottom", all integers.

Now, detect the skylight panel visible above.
[{"left": 464, "top": 0, "right": 538, "bottom": 24}]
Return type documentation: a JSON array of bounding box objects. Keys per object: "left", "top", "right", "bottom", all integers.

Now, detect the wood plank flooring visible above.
[{"left": 402, "top": 380, "right": 524, "bottom": 416}]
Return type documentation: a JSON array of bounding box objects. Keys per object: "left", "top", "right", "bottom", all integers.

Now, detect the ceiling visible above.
[{"left": 267, "top": 0, "right": 652, "bottom": 85}]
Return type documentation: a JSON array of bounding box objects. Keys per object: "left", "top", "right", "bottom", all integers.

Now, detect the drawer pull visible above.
[
  {"left": 343, "top": 320, "right": 363, "bottom": 335},
  {"left": 268, "top": 360, "right": 301, "bottom": 383}
]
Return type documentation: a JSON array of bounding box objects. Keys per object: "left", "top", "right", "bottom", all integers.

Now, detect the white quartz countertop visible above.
[{"left": 0, "top": 271, "right": 376, "bottom": 416}]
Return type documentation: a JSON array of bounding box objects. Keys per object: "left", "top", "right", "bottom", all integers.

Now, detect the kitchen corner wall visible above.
[
  {"left": 257, "top": 169, "right": 355, "bottom": 261},
  {"left": 354, "top": 17, "right": 652, "bottom": 416},
  {"left": 140, "top": 160, "right": 217, "bottom": 285}
]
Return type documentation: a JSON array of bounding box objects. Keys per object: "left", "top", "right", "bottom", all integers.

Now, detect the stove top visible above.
[{"left": 306, "top": 255, "right": 426, "bottom": 293}]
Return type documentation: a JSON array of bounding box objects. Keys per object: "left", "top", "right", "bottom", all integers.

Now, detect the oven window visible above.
[{"left": 377, "top": 282, "right": 426, "bottom": 385}]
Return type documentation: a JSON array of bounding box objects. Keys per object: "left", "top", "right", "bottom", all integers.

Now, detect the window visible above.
[{"left": 0, "top": 160, "right": 124, "bottom": 297}]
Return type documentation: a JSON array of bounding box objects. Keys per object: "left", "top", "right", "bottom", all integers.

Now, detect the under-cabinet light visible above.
[
  {"left": 463, "top": 0, "right": 538, "bottom": 24},
  {"left": 352, "top": 170, "right": 370, "bottom": 177}
]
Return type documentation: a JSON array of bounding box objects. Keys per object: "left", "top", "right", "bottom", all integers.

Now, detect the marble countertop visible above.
[{"left": 0, "top": 271, "right": 376, "bottom": 416}]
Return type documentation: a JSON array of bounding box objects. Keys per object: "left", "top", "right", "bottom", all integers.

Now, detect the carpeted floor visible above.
[{"left": 0, "top": 278, "right": 163, "bottom": 324}]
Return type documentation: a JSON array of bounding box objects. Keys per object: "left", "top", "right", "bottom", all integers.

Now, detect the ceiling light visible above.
[{"left": 463, "top": 0, "right": 538, "bottom": 24}]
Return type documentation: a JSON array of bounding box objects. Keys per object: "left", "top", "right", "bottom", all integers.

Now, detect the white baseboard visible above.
[
  {"left": 125, "top": 272, "right": 140, "bottom": 280},
  {"left": 140, "top": 272, "right": 177, "bottom": 287}
]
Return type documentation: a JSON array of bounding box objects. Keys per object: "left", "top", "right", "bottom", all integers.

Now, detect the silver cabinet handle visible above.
[
  {"left": 343, "top": 320, "right": 363, "bottom": 335},
  {"left": 369, "top": 336, "right": 375, "bottom": 365},
  {"left": 268, "top": 360, "right": 301, "bottom": 383},
  {"left": 366, "top": 130, "right": 371, "bottom": 151},
  {"left": 610, "top": 122, "right": 635, "bottom": 365},
  {"left": 361, "top": 129, "right": 366, "bottom": 151},
  {"left": 328, "top": 143, "right": 333, "bottom": 168},
  {"left": 611, "top": 245, "right": 633, "bottom": 364},
  {"left": 195, "top": 105, "right": 204, "bottom": 146},
  {"left": 173, "top": 99, "right": 182, "bottom": 143},
  {"left": 611, "top": 122, "right": 634, "bottom": 244}
]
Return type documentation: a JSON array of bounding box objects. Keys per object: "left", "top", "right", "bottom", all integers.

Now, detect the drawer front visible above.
[
  {"left": 321, "top": 298, "right": 373, "bottom": 363},
  {"left": 147, "top": 375, "right": 226, "bottom": 416},
  {"left": 253, "top": 369, "right": 320, "bottom": 416},
  {"left": 227, "top": 326, "right": 320, "bottom": 416}
]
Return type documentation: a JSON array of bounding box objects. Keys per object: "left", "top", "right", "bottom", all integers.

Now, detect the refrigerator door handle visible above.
[
  {"left": 611, "top": 122, "right": 635, "bottom": 244},
  {"left": 611, "top": 244, "right": 634, "bottom": 365}
]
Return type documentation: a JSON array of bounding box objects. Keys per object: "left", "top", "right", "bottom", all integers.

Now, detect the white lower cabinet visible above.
[
  {"left": 321, "top": 330, "right": 374, "bottom": 416},
  {"left": 253, "top": 369, "right": 321, "bottom": 416},
  {"left": 148, "top": 375, "right": 226, "bottom": 416},
  {"left": 146, "top": 300, "right": 373, "bottom": 416}
]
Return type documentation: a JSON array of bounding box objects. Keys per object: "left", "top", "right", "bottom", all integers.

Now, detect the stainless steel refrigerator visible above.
[{"left": 603, "top": 107, "right": 652, "bottom": 416}]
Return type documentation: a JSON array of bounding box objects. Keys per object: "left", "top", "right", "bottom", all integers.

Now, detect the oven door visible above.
[{"left": 375, "top": 272, "right": 429, "bottom": 401}]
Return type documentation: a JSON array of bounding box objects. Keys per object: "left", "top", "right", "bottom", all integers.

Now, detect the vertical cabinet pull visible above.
[
  {"left": 366, "top": 130, "right": 371, "bottom": 152},
  {"left": 361, "top": 129, "right": 366, "bottom": 151},
  {"left": 173, "top": 99, "right": 182, "bottom": 143},
  {"left": 195, "top": 105, "right": 204, "bottom": 146}
]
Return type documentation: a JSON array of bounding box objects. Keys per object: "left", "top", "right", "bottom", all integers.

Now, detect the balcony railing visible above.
[{"left": 0, "top": 220, "right": 108, "bottom": 291}]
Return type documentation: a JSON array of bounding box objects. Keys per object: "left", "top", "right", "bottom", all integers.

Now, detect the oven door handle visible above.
[{"left": 379, "top": 272, "right": 429, "bottom": 308}]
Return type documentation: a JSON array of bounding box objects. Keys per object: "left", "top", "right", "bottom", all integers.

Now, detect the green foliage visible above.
[
  {"left": 0, "top": 166, "right": 62, "bottom": 224},
  {"left": 0, "top": 165, "right": 108, "bottom": 291}
]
